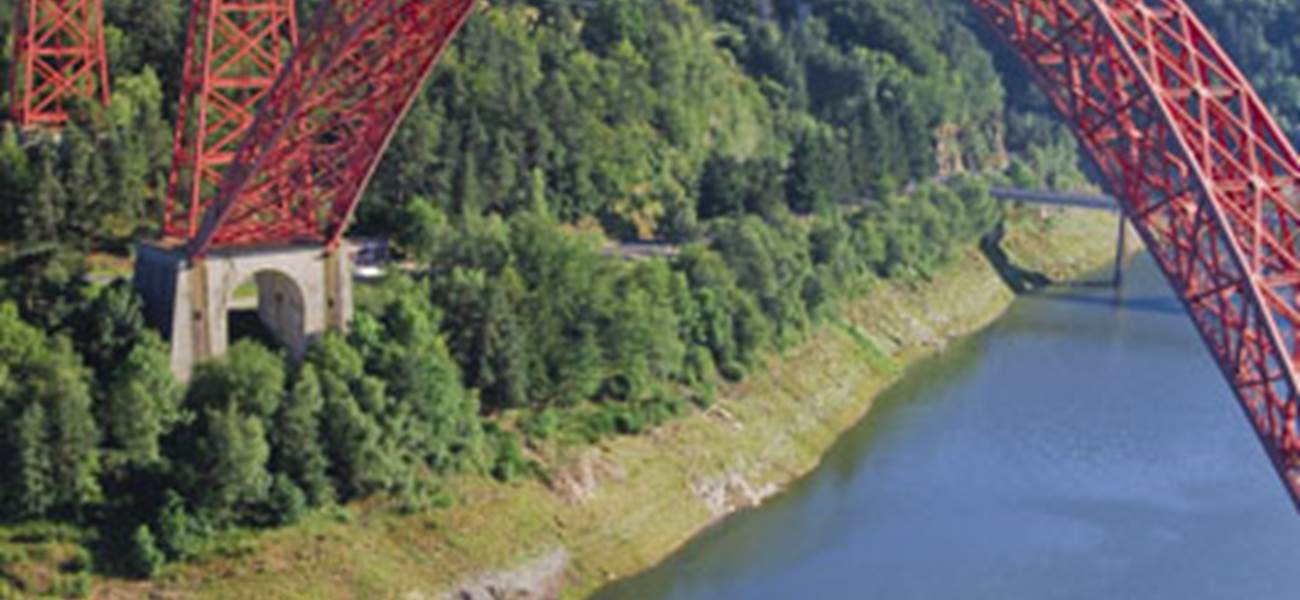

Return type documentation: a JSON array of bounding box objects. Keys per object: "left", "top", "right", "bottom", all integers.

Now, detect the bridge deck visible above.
[{"left": 988, "top": 187, "right": 1118, "bottom": 212}]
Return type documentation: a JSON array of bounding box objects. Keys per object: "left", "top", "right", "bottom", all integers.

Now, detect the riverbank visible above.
[{"left": 96, "top": 209, "right": 1128, "bottom": 600}]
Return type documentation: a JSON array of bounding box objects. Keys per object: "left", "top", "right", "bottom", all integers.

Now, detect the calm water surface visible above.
[{"left": 595, "top": 255, "right": 1300, "bottom": 600}]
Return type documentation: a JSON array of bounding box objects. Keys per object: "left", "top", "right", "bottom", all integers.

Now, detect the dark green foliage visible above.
[
  {"left": 601, "top": 260, "right": 687, "bottom": 401},
  {"left": 0, "top": 245, "right": 91, "bottom": 333},
  {"left": 62, "top": 546, "right": 93, "bottom": 573},
  {"left": 709, "top": 215, "right": 813, "bottom": 348},
  {"left": 154, "top": 491, "right": 206, "bottom": 561},
  {"left": 361, "top": 292, "right": 484, "bottom": 473},
  {"left": 430, "top": 265, "right": 531, "bottom": 411},
  {"left": 1189, "top": 1, "right": 1300, "bottom": 135},
  {"left": 517, "top": 408, "right": 560, "bottom": 442},
  {"left": 307, "top": 334, "right": 394, "bottom": 499},
  {"left": 168, "top": 344, "right": 283, "bottom": 520},
  {"left": 265, "top": 475, "right": 308, "bottom": 526},
  {"left": 0, "top": 304, "right": 100, "bottom": 520},
  {"left": 270, "top": 365, "right": 333, "bottom": 506},
  {"left": 186, "top": 340, "right": 285, "bottom": 419},
  {"left": 0, "top": 128, "right": 32, "bottom": 237},
  {"left": 183, "top": 401, "right": 272, "bottom": 519},
  {"left": 50, "top": 573, "right": 92, "bottom": 598},
  {"left": 300, "top": 320, "right": 477, "bottom": 504},
  {"left": 395, "top": 196, "right": 454, "bottom": 263},
  {"left": 361, "top": 0, "right": 778, "bottom": 240},
  {"left": 127, "top": 525, "right": 163, "bottom": 579},
  {"left": 698, "top": 155, "right": 787, "bottom": 219},
  {"left": 11, "top": 403, "right": 55, "bottom": 519},
  {"left": 0, "top": 93, "right": 170, "bottom": 254},
  {"left": 101, "top": 332, "right": 183, "bottom": 470},
  {"left": 485, "top": 426, "right": 529, "bottom": 483},
  {"left": 425, "top": 211, "right": 699, "bottom": 411},
  {"left": 786, "top": 126, "right": 848, "bottom": 214},
  {"left": 71, "top": 281, "right": 148, "bottom": 382},
  {"left": 673, "top": 243, "right": 768, "bottom": 378}
]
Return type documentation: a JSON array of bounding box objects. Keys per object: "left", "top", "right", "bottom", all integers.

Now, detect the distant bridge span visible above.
[
  {"left": 138, "top": 0, "right": 1300, "bottom": 510},
  {"left": 989, "top": 187, "right": 1118, "bottom": 212}
]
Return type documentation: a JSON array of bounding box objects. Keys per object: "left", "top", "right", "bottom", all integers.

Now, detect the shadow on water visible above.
[
  {"left": 1027, "top": 290, "right": 1184, "bottom": 317},
  {"left": 979, "top": 227, "right": 1051, "bottom": 293},
  {"left": 1060, "top": 278, "right": 1117, "bottom": 288},
  {"left": 980, "top": 222, "right": 1182, "bottom": 317}
]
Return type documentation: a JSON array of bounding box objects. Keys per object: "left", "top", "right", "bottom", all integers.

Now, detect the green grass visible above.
[
  {"left": 1000, "top": 207, "right": 1126, "bottom": 281},
  {"left": 0, "top": 523, "right": 93, "bottom": 598},
  {"left": 830, "top": 315, "right": 899, "bottom": 376},
  {"left": 232, "top": 280, "right": 258, "bottom": 301}
]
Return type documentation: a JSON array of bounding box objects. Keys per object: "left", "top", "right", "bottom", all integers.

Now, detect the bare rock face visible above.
[
  {"left": 547, "top": 449, "right": 627, "bottom": 505},
  {"left": 447, "top": 548, "right": 570, "bottom": 600},
  {"left": 690, "top": 469, "right": 778, "bottom": 520}
]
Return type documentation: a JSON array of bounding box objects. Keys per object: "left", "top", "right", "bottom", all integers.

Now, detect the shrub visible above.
[
  {"left": 328, "top": 505, "right": 353, "bottom": 524},
  {"left": 692, "top": 383, "right": 718, "bottom": 409},
  {"left": 60, "top": 546, "right": 92, "bottom": 573},
  {"left": 50, "top": 573, "right": 92, "bottom": 598},
  {"left": 517, "top": 409, "right": 560, "bottom": 442},
  {"left": 0, "top": 547, "right": 24, "bottom": 568},
  {"left": 575, "top": 408, "right": 618, "bottom": 443},
  {"left": 9, "top": 522, "right": 82, "bottom": 545},
  {"left": 612, "top": 404, "right": 644, "bottom": 435},
  {"left": 265, "top": 476, "right": 308, "bottom": 526},
  {"left": 488, "top": 429, "right": 529, "bottom": 483},
  {"left": 128, "top": 526, "right": 163, "bottom": 579},
  {"left": 154, "top": 492, "right": 207, "bottom": 561}
]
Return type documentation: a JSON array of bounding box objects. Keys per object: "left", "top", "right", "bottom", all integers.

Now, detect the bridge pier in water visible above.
[
  {"left": 133, "top": 242, "right": 354, "bottom": 379},
  {"left": 1113, "top": 216, "right": 1128, "bottom": 288}
]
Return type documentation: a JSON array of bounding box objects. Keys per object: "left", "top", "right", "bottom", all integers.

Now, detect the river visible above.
[{"left": 595, "top": 254, "right": 1300, "bottom": 600}]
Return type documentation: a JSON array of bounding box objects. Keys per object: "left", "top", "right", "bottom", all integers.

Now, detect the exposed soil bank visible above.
[{"left": 98, "top": 210, "right": 1127, "bottom": 600}]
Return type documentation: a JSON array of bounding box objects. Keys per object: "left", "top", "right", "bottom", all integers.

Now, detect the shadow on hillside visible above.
[{"left": 979, "top": 224, "right": 1052, "bottom": 294}]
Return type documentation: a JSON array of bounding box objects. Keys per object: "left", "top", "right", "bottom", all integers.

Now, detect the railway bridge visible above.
[{"left": 11, "top": 0, "right": 1300, "bottom": 512}]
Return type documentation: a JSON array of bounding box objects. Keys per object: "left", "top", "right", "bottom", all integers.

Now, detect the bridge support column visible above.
[
  {"left": 1113, "top": 216, "right": 1128, "bottom": 288},
  {"left": 133, "top": 242, "right": 354, "bottom": 380}
]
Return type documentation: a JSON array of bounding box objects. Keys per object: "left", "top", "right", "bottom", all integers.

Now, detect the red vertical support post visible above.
[
  {"left": 164, "top": 0, "right": 297, "bottom": 239},
  {"left": 7, "top": 0, "right": 110, "bottom": 127}
]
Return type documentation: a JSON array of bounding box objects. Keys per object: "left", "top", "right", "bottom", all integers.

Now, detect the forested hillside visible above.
[
  {"left": 1189, "top": 0, "right": 1300, "bottom": 136},
  {"left": 0, "top": 0, "right": 1086, "bottom": 591}
]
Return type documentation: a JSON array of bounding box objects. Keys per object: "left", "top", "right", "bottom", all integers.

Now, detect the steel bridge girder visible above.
[
  {"left": 187, "top": 0, "right": 477, "bottom": 254},
  {"left": 7, "top": 0, "right": 110, "bottom": 127}
]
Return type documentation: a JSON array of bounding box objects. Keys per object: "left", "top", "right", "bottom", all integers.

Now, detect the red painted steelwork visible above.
[
  {"left": 164, "top": 0, "right": 298, "bottom": 239},
  {"left": 186, "top": 0, "right": 477, "bottom": 254},
  {"left": 968, "top": 0, "right": 1300, "bottom": 509},
  {"left": 7, "top": 0, "right": 110, "bottom": 126}
]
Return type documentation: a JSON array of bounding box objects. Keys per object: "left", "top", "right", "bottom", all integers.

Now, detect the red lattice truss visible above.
[
  {"left": 183, "top": 0, "right": 476, "bottom": 253},
  {"left": 969, "top": 0, "right": 1300, "bottom": 508},
  {"left": 164, "top": 0, "right": 297, "bottom": 239},
  {"left": 7, "top": 0, "right": 109, "bottom": 126}
]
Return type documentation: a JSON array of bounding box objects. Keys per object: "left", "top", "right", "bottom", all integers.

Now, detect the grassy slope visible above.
[{"left": 72, "top": 209, "right": 1122, "bottom": 600}]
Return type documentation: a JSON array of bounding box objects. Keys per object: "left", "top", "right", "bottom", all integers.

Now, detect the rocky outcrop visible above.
[
  {"left": 690, "top": 469, "right": 780, "bottom": 520},
  {"left": 447, "top": 549, "right": 570, "bottom": 600}
]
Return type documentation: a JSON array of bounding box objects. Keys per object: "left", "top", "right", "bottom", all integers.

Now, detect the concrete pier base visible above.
[{"left": 133, "top": 241, "right": 354, "bottom": 379}]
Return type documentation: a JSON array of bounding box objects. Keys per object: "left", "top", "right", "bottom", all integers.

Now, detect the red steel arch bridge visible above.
[{"left": 13, "top": 0, "right": 1300, "bottom": 511}]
